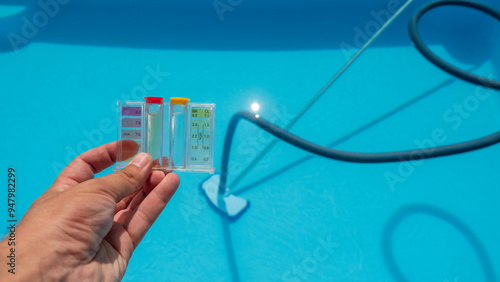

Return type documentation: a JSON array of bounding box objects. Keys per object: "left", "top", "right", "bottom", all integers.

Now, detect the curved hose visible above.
[
  {"left": 218, "top": 0, "right": 500, "bottom": 194},
  {"left": 409, "top": 0, "right": 500, "bottom": 90},
  {"left": 218, "top": 112, "right": 500, "bottom": 193}
]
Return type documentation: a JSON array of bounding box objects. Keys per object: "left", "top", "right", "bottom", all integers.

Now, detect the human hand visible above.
[{"left": 0, "top": 141, "right": 179, "bottom": 281}]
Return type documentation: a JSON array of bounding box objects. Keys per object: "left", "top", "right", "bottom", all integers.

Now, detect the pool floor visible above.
[{"left": 1, "top": 0, "right": 500, "bottom": 280}]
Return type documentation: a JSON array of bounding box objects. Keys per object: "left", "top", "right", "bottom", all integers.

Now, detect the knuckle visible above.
[{"left": 117, "top": 165, "right": 142, "bottom": 187}]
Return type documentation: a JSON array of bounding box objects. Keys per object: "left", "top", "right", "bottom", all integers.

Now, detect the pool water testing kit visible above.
[{"left": 114, "top": 97, "right": 215, "bottom": 173}]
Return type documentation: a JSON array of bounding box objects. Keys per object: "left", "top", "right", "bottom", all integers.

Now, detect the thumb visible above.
[{"left": 84, "top": 153, "right": 153, "bottom": 203}]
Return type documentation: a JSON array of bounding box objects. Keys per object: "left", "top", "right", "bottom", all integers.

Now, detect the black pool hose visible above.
[
  {"left": 409, "top": 0, "right": 500, "bottom": 90},
  {"left": 218, "top": 0, "right": 500, "bottom": 194}
]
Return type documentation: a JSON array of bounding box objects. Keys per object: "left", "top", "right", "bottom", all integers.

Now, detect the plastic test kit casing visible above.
[{"left": 115, "top": 97, "right": 215, "bottom": 173}]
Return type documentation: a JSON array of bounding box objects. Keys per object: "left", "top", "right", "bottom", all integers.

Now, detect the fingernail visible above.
[{"left": 129, "top": 153, "right": 151, "bottom": 169}]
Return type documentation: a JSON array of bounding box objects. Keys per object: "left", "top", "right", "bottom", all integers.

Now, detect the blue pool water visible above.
[{"left": 1, "top": 0, "right": 500, "bottom": 280}]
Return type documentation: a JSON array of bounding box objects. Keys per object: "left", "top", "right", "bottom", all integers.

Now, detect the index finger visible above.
[{"left": 50, "top": 140, "right": 139, "bottom": 192}]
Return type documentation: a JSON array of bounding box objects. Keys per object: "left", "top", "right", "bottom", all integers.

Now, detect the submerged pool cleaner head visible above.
[{"left": 200, "top": 174, "right": 249, "bottom": 218}]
